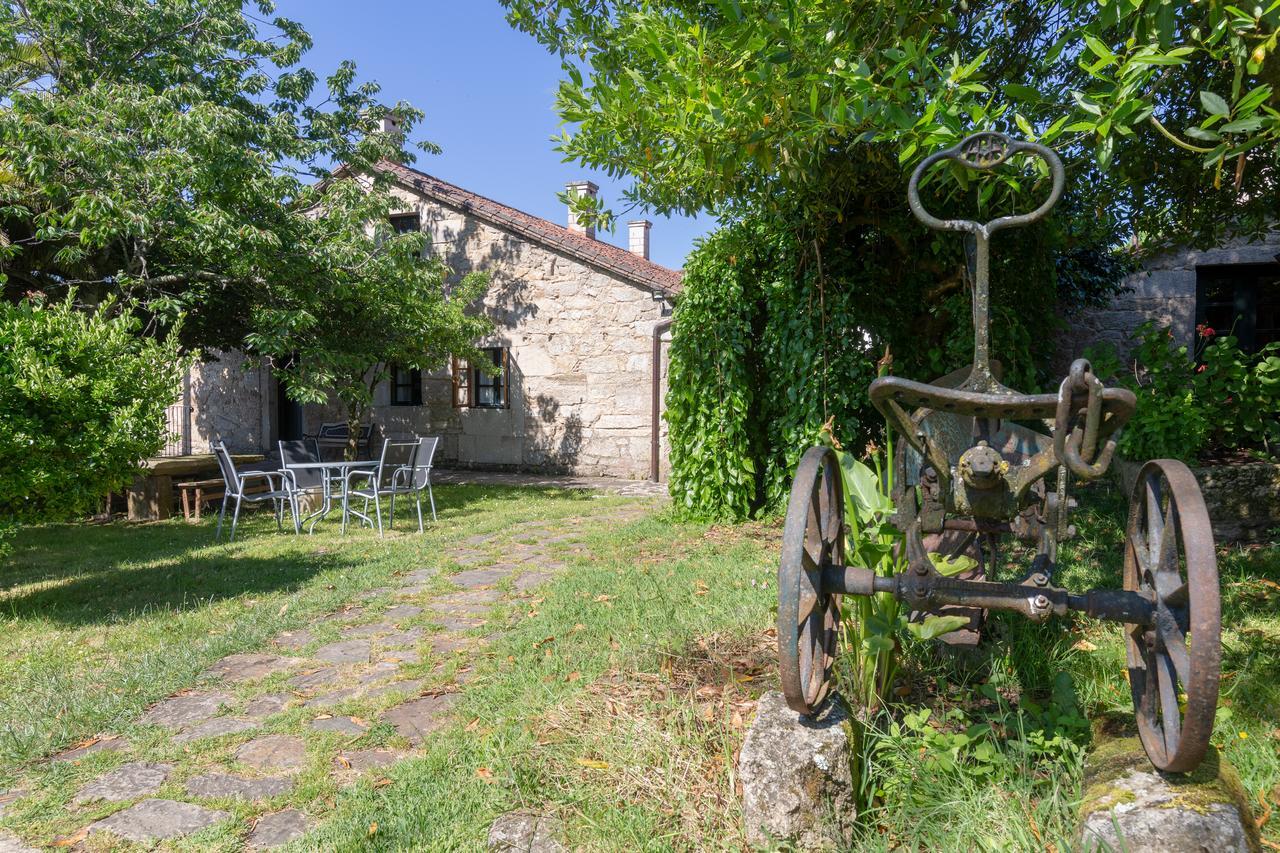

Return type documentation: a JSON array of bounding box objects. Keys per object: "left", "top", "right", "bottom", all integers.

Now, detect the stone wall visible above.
[
  {"left": 187, "top": 350, "right": 271, "bottom": 455},
  {"left": 1057, "top": 230, "right": 1280, "bottom": 370},
  {"left": 1115, "top": 457, "right": 1280, "bottom": 543},
  {"left": 285, "top": 188, "right": 673, "bottom": 480}
]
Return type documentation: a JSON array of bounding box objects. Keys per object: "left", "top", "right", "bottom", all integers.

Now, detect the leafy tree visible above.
[{"left": 0, "top": 295, "right": 186, "bottom": 527}]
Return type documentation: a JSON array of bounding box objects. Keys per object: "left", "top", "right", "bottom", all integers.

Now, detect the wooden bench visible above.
[
  {"left": 307, "top": 422, "right": 378, "bottom": 459},
  {"left": 175, "top": 478, "right": 271, "bottom": 522}
]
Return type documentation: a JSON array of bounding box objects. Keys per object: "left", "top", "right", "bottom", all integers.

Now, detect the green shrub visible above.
[
  {"left": 1090, "top": 321, "right": 1280, "bottom": 463},
  {"left": 0, "top": 296, "right": 186, "bottom": 525}
]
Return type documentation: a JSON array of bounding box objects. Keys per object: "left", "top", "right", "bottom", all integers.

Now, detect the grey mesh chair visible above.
[
  {"left": 213, "top": 441, "right": 295, "bottom": 542},
  {"left": 340, "top": 438, "right": 419, "bottom": 537},
  {"left": 278, "top": 439, "right": 323, "bottom": 534}
]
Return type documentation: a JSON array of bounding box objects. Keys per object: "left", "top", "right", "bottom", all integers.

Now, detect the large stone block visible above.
[{"left": 738, "top": 691, "right": 854, "bottom": 850}]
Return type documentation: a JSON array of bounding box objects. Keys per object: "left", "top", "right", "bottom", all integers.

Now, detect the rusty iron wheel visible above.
[
  {"left": 1124, "top": 459, "right": 1221, "bottom": 773},
  {"left": 778, "top": 446, "right": 844, "bottom": 715}
]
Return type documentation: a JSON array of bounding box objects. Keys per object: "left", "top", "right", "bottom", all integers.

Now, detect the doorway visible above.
[{"left": 276, "top": 378, "right": 304, "bottom": 442}]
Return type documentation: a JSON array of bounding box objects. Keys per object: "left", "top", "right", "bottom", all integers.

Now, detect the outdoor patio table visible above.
[{"left": 283, "top": 460, "right": 378, "bottom": 533}]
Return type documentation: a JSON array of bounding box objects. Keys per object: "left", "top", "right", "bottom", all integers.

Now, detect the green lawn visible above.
[{"left": 0, "top": 481, "right": 1275, "bottom": 850}]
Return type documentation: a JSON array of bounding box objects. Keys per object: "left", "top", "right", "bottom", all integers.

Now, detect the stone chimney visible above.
[
  {"left": 628, "top": 220, "right": 652, "bottom": 260},
  {"left": 380, "top": 114, "right": 402, "bottom": 136},
  {"left": 565, "top": 180, "right": 599, "bottom": 239}
]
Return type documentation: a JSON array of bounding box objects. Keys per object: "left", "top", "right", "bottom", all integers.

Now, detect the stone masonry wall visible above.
[
  {"left": 294, "top": 186, "right": 674, "bottom": 480},
  {"left": 1056, "top": 230, "right": 1280, "bottom": 371},
  {"left": 186, "top": 350, "right": 270, "bottom": 455}
]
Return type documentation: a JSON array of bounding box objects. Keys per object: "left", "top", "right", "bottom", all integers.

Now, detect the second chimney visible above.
[
  {"left": 628, "top": 220, "right": 652, "bottom": 260},
  {"left": 566, "top": 180, "right": 599, "bottom": 239}
]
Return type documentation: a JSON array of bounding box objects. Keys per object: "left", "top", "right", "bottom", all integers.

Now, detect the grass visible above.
[{"left": 0, "top": 479, "right": 1275, "bottom": 850}]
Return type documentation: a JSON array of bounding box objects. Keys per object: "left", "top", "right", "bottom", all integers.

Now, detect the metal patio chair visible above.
[
  {"left": 340, "top": 437, "right": 419, "bottom": 537},
  {"left": 278, "top": 438, "right": 324, "bottom": 534},
  {"left": 406, "top": 435, "right": 440, "bottom": 530},
  {"left": 213, "top": 440, "right": 296, "bottom": 542}
]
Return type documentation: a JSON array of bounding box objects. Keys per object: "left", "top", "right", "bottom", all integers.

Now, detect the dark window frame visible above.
[
  {"left": 1195, "top": 263, "right": 1280, "bottom": 355},
  {"left": 389, "top": 213, "right": 420, "bottom": 234},
  {"left": 451, "top": 347, "right": 509, "bottom": 409},
  {"left": 389, "top": 364, "right": 422, "bottom": 406}
]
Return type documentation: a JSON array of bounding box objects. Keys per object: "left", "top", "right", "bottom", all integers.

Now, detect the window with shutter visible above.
[{"left": 451, "top": 357, "right": 471, "bottom": 408}]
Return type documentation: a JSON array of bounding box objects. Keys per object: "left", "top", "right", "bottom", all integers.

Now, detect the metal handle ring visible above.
[{"left": 907, "top": 131, "right": 1066, "bottom": 237}]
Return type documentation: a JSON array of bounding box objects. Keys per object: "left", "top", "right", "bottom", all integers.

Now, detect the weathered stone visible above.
[
  {"left": 287, "top": 666, "right": 342, "bottom": 691},
  {"left": 363, "top": 679, "right": 425, "bottom": 700},
  {"left": 487, "top": 811, "right": 566, "bottom": 852},
  {"left": 89, "top": 798, "right": 229, "bottom": 842},
  {"left": 1114, "top": 458, "right": 1280, "bottom": 543},
  {"left": 247, "top": 809, "right": 311, "bottom": 848},
  {"left": 451, "top": 568, "right": 512, "bottom": 588},
  {"left": 303, "top": 687, "right": 359, "bottom": 709},
  {"left": 1078, "top": 736, "right": 1258, "bottom": 853},
  {"left": 50, "top": 736, "right": 127, "bottom": 763},
  {"left": 382, "top": 694, "right": 459, "bottom": 745},
  {"left": 378, "top": 627, "right": 425, "bottom": 648},
  {"left": 336, "top": 748, "right": 407, "bottom": 772},
  {"left": 0, "top": 790, "right": 24, "bottom": 818},
  {"left": 313, "top": 640, "right": 371, "bottom": 664},
  {"left": 378, "top": 648, "right": 422, "bottom": 665},
  {"left": 0, "top": 832, "right": 38, "bottom": 853},
  {"left": 400, "top": 569, "right": 437, "bottom": 584},
  {"left": 430, "top": 634, "right": 473, "bottom": 656},
  {"left": 203, "top": 653, "right": 302, "bottom": 683},
  {"left": 142, "top": 691, "right": 234, "bottom": 730},
  {"left": 309, "top": 715, "right": 368, "bottom": 735},
  {"left": 272, "top": 629, "right": 314, "bottom": 650},
  {"left": 355, "top": 661, "right": 402, "bottom": 683},
  {"left": 185, "top": 773, "right": 293, "bottom": 801},
  {"left": 384, "top": 604, "right": 423, "bottom": 619},
  {"left": 359, "top": 588, "right": 393, "bottom": 601},
  {"left": 434, "top": 615, "right": 484, "bottom": 632},
  {"left": 244, "top": 694, "right": 291, "bottom": 718},
  {"left": 235, "top": 735, "right": 307, "bottom": 771},
  {"left": 514, "top": 572, "right": 553, "bottom": 593},
  {"left": 738, "top": 691, "right": 853, "bottom": 850},
  {"left": 73, "top": 762, "right": 171, "bottom": 804},
  {"left": 317, "top": 606, "right": 364, "bottom": 622},
  {"left": 341, "top": 621, "right": 397, "bottom": 639},
  {"left": 173, "top": 717, "right": 258, "bottom": 744}
]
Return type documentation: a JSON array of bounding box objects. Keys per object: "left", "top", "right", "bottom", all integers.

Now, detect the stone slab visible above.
[
  {"left": 303, "top": 687, "right": 359, "bottom": 709},
  {"left": 272, "top": 629, "right": 314, "bottom": 650},
  {"left": 235, "top": 735, "right": 307, "bottom": 771},
  {"left": 203, "top": 653, "right": 302, "bottom": 683},
  {"left": 312, "top": 640, "right": 371, "bottom": 664},
  {"left": 738, "top": 691, "right": 853, "bottom": 850},
  {"left": 432, "top": 615, "right": 485, "bottom": 633},
  {"left": 377, "top": 628, "right": 425, "bottom": 648},
  {"left": 382, "top": 694, "right": 459, "bottom": 745},
  {"left": 73, "top": 762, "right": 172, "bottom": 804},
  {"left": 50, "top": 736, "right": 127, "bottom": 763},
  {"left": 450, "top": 568, "right": 512, "bottom": 588},
  {"left": 384, "top": 604, "right": 424, "bottom": 619},
  {"left": 0, "top": 790, "right": 24, "bottom": 818},
  {"left": 317, "top": 606, "right": 364, "bottom": 622},
  {"left": 1078, "top": 735, "right": 1258, "bottom": 852},
  {"left": 142, "top": 691, "right": 235, "bottom": 730},
  {"left": 0, "top": 831, "right": 38, "bottom": 853},
  {"left": 336, "top": 748, "right": 408, "bottom": 773},
  {"left": 309, "top": 715, "right": 368, "bottom": 735},
  {"left": 355, "top": 662, "right": 402, "bottom": 684},
  {"left": 287, "top": 667, "right": 342, "bottom": 691},
  {"left": 430, "top": 634, "right": 474, "bottom": 656},
  {"left": 514, "top": 572, "right": 553, "bottom": 593},
  {"left": 244, "top": 694, "right": 291, "bottom": 719},
  {"left": 185, "top": 773, "right": 293, "bottom": 801},
  {"left": 488, "top": 812, "right": 566, "bottom": 852},
  {"left": 401, "top": 569, "right": 437, "bottom": 583},
  {"left": 89, "top": 798, "right": 230, "bottom": 842},
  {"left": 173, "top": 717, "right": 258, "bottom": 744},
  {"left": 248, "top": 809, "right": 311, "bottom": 849},
  {"left": 378, "top": 648, "right": 422, "bottom": 665},
  {"left": 340, "top": 620, "right": 395, "bottom": 639}
]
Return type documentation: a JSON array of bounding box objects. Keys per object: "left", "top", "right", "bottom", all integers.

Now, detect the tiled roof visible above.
[{"left": 373, "top": 160, "right": 683, "bottom": 296}]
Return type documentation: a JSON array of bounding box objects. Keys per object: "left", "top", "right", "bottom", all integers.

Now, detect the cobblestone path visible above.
[{"left": 0, "top": 502, "right": 654, "bottom": 850}]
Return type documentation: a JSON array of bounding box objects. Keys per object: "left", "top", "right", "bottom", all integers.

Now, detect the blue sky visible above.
[{"left": 272, "top": 0, "right": 712, "bottom": 270}]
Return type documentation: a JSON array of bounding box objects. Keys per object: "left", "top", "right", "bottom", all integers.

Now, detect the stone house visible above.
[
  {"left": 1062, "top": 230, "right": 1280, "bottom": 364},
  {"left": 167, "top": 163, "right": 682, "bottom": 481}
]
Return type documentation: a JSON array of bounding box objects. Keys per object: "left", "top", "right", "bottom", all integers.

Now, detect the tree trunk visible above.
[{"left": 345, "top": 403, "right": 366, "bottom": 461}]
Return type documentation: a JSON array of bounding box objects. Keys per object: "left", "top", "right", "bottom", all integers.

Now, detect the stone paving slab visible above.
[
  {"left": 450, "top": 568, "right": 514, "bottom": 588},
  {"left": 433, "top": 615, "right": 484, "bottom": 632},
  {"left": 308, "top": 715, "right": 368, "bottom": 735},
  {"left": 340, "top": 621, "right": 397, "bottom": 639},
  {"left": 383, "top": 604, "right": 423, "bottom": 619},
  {"left": 382, "top": 694, "right": 459, "bottom": 745},
  {"left": 401, "top": 569, "right": 437, "bottom": 583},
  {"left": 141, "top": 691, "right": 234, "bottom": 730},
  {"left": 287, "top": 667, "right": 342, "bottom": 691},
  {"left": 312, "top": 640, "right": 371, "bottom": 664},
  {"left": 173, "top": 717, "right": 258, "bottom": 744},
  {"left": 488, "top": 811, "right": 567, "bottom": 852},
  {"left": 247, "top": 808, "right": 311, "bottom": 849},
  {"left": 316, "top": 607, "right": 364, "bottom": 623},
  {"left": 376, "top": 627, "right": 425, "bottom": 648},
  {"left": 303, "top": 687, "right": 359, "bottom": 709},
  {"left": 235, "top": 735, "right": 306, "bottom": 771},
  {"left": 73, "top": 762, "right": 171, "bottom": 804},
  {"left": 89, "top": 798, "right": 230, "bottom": 842},
  {"left": 377, "top": 648, "right": 421, "bottom": 665},
  {"left": 272, "top": 629, "right": 315, "bottom": 650},
  {"left": 185, "top": 773, "right": 293, "bottom": 801},
  {"left": 354, "top": 662, "right": 401, "bottom": 683},
  {"left": 429, "top": 634, "right": 475, "bottom": 657},
  {"left": 202, "top": 653, "right": 303, "bottom": 683},
  {"left": 244, "top": 694, "right": 291, "bottom": 718},
  {"left": 514, "top": 572, "right": 554, "bottom": 593},
  {"left": 335, "top": 748, "right": 408, "bottom": 773},
  {"left": 50, "top": 736, "right": 127, "bottom": 763},
  {"left": 0, "top": 790, "right": 24, "bottom": 818},
  {"left": 0, "top": 832, "right": 38, "bottom": 853}
]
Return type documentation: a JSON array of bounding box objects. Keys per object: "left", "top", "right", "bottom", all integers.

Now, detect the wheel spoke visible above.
[
  {"left": 1155, "top": 651, "right": 1182, "bottom": 758},
  {"left": 1157, "top": 498, "right": 1179, "bottom": 574},
  {"left": 1159, "top": 620, "right": 1191, "bottom": 686},
  {"left": 1129, "top": 531, "right": 1152, "bottom": 576},
  {"left": 1145, "top": 474, "right": 1164, "bottom": 569},
  {"left": 1164, "top": 581, "right": 1189, "bottom": 608}
]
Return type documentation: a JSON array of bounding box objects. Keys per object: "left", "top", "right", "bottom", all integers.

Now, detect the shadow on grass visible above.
[{"left": 1, "top": 483, "right": 596, "bottom": 627}]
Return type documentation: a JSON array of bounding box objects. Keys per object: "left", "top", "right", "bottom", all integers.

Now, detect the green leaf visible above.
[
  {"left": 905, "top": 615, "right": 971, "bottom": 640},
  {"left": 1200, "top": 90, "right": 1231, "bottom": 117},
  {"left": 928, "top": 553, "right": 978, "bottom": 576}
]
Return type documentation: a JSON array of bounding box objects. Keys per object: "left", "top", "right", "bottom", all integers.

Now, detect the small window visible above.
[
  {"left": 452, "top": 347, "right": 509, "bottom": 409},
  {"left": 390, "top": 364, "right": 422, "bottom": 406},
  {"left": 389, "top": 213, "right": 420, "bottom": 234},
  {"left": 1196, "top": 264, "right": 1280, "bottom": 355}
]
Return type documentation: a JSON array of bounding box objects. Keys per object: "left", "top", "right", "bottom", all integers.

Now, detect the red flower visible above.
[
  {"left": 1196, "top": 323, "right": 1216, "bottom": 338},
  {"left": 1197, "top": 364, "right": 1206, "bottom": 373}
]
